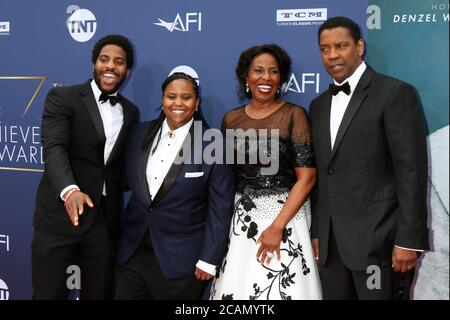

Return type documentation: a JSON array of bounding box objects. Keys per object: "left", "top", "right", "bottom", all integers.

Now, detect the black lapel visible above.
[
  {"left": 151, "top": 122, "right": 195, "bottom": 207},
  {"left": 319, "top": 93, "right": 333, "bottom": 162},
  {"left": 139, "top": 130, "right": 152, "bottom": 207},
  {"left": 81, "top": 81, "right": 106, "bottom": 144},
  {"left": 329, "top": 66, "right": 374, "bottom": 162},
  {"left": 106, "top": 96, "right": 134, "bottom": 166}
]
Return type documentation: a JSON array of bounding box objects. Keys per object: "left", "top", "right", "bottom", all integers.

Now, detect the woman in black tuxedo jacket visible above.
[{"left": 116, "top": 72, "right": 236, "bottom": 299}]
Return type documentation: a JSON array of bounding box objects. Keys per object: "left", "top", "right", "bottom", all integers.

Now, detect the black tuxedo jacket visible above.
[
  {"left": 34, "top": 80, "right": 139, "bottom": 236},
  {"left": 309, "top": 66, "right": 429, "bottom": 271}
]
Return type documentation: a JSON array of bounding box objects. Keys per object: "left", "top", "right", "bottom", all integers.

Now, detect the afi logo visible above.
[
  {"left": 66, "top": 6, "right": 97, "bottom": 42},
  {"left": 0, "top": 234, "right": 9, "bottom": 251},
  {"left": 282, "top": 73, "right": 320, "bottom": 94},
  {"left": 154, "top": 12, "right": 202, "bottom": 32},
  {"left": 0, "top": 279, "right": 9, "bottom": 300}
]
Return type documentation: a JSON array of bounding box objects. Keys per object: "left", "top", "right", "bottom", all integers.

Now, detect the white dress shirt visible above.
[
  {"left": 146, "top": 118, "right": 193, "bottom": 201},
  {"left": 146, "top": 118, "right": 216, "bottom": 276},
  {"left": 60, "top": 80, "right": 123, "bottom": 199},
  {"left": 329, "top": 62, "right": 422, "bottom": 253},
  {"left": 329, "top": 61, "right": 366, "bottom": 149}
]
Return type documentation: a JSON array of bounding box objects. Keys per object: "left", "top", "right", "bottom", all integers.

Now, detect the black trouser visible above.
[
  {"left": 32, "top": 197, "right": 115, "bottom": 300},
  {"left": 116, "top": 232, "right": 207, "bottom": 300},
  {"left": 319, "top": 226, "right": 416, "bottom": 300}
]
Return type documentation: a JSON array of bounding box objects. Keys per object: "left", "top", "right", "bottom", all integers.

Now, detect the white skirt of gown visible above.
[{"left": 210, "top": 190, "right": 322, "bottom": 300}]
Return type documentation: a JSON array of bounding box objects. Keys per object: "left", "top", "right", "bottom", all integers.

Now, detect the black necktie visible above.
[
  {"left": 328, "top": 81, "right": 351, "bottom": 96},
  {"left": 99, "top": 92, "right": 121, "bottom": 106}
]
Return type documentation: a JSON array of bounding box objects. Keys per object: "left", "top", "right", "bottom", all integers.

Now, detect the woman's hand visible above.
[
  {"left": 195, "top": 267, "right": 214, "bottom": 281},
  {"left": 256, "top": 224, "right": 284, "bottom": 265}
]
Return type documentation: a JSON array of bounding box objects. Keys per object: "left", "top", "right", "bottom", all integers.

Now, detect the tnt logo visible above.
[
  {"left": 0, "top": 234, "right": 9, "bottom": 252},
  {"left": 0, "top": 279, "right": 9, "bottom": 300},
  {"left": 66, "top": 7, "right": 97, "bottom": 42},
  {"left": 154, "top": 12, "right": 202, "bottom": 32},
  {"left": 169, "top": 65, "right": 200, "bottom": 86}
]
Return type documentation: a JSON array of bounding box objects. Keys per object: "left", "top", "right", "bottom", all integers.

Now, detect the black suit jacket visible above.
[
  {"left": 309, "top": 66, "right": 429, "bottom": 271},
  {"left": 34, "top": 80, "right": 139, "bottom": 236}
]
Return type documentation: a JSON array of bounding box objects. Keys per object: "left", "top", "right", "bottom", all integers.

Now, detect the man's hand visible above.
[
  {"left": 392, "top": 246, "right": 418, "bottom": 273},
  {"left": 312, "top": 238, "right": 319, "bottom": 264},
  {"left": 63, "top": 189, "right": 94, "bottom": 226},
  {"left": 195, "top": 267, "right": 214, "bottom": 281}
]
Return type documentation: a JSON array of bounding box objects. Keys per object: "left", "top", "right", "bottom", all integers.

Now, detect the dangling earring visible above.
[
  {"left": 161, "top": 105, "right": 164, "bottom": 110},
  {"left": 277, "top": 87, "right": 280, "bottom": 95},
  {"left": 245, "top": 83, "right": 249, "bottom": 93}
]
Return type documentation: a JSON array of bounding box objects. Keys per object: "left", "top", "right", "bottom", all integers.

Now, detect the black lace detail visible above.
[{"left": 223, "top": 103, "right": 315, "bottom": 193}]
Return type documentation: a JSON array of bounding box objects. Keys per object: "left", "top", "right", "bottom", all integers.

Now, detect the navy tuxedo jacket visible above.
[{"left": 117, "top": 120, "right": 236, "bottom": 279}]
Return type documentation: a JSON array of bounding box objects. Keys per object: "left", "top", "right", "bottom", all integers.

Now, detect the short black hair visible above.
[
  {"left": 318, "top": 16, "right": 362, "bottom": 44},
  {"left": 235, "top": 44, "right": 291, "bottom": 100},
  {"left": 91, "top": 34, "right": 134, "bottom": 69},
  {"left": 162, "top": 72, "right": 200, "bottom": 98},
  {"left": 142, "top": 72, "right": 204, "bottom": 151}
]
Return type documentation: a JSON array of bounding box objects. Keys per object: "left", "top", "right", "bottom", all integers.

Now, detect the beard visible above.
[{"left": 92, "top": 70, "right": 125, "bottom": 94}]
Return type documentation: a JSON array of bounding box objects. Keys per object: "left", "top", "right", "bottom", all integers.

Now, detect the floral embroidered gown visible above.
[{"left": 210, "top": 103, "right": 322, "bottom": 300}]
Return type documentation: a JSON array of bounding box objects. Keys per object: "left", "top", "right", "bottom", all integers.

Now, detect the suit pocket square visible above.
[{"left": 185, "top": 172, "right": 204, "bottom": 178}]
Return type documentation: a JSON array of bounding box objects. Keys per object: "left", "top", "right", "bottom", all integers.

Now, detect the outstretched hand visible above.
[{"left": 64, "top": 190, "right": 94, "bottom": 226}]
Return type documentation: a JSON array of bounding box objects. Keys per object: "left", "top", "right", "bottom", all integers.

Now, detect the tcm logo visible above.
[
  {"left": 0, "top": 234, "right": 10, "bottom": 252},
  {"left": 169, "top": 65, "right": 200, "bottom": 86},
  {"left": 0, "top": 279, "right": 9, "bottom": 300},
  {"left": 66, "top": 5, "right": 97, "bottom": 42},
  {"left": 277, "top": 8, "right": 327, "bottom": 26},
  {"left": 282, "top": 72, "right": 320, "bottom": 94},
  {"left": 0, "top": 21, "right": 10, "bottom": 35},
  {"left": 154, "top": 12, "right": 202, "bottom": 32}
]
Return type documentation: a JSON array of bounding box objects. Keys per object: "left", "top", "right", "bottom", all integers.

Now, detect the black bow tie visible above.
[
  {"left": 328, "top": 82, "right": 351, "bottom": 96},
  {"left": 99, "top": 92, "right": 121, "bottom": 106}
]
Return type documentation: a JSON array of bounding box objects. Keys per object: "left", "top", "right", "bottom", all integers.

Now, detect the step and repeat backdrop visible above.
[{"left": 0, "top": 0, "right": 448, "bottom": 299}]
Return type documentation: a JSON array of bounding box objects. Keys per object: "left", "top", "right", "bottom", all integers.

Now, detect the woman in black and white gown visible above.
[{"left": 210, "top": 44, "right": 322, "bottom": 300}]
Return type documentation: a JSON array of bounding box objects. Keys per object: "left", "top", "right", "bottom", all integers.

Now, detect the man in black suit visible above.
[
  {"left": 309, "top": 17, "right": 429, "bottom": 299},
  {"left": 32, "top": 34, "right": 139, "bottom": 299}
]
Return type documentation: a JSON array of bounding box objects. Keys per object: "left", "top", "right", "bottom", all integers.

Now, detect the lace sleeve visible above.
[{"left": 290, "top": 107, "right": 315, "bottom": 168}]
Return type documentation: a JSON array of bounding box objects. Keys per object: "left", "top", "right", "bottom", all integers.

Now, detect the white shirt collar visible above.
[
  {"left": 333, "top": 61, "right": 366, "bottom": 94},
  {"left": 90, "top": 79, "right": 118, "bottom": 103},
  {"left": 160, "top": 117, "right": 194, "bottom": 139}
]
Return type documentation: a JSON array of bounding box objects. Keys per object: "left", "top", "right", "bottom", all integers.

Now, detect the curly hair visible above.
[
  {"left": 235, "top": 44, "right": 292, "bottom": 100},
  {"left": 91, "top": 34, "right": 134, "bottom": 69}
]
